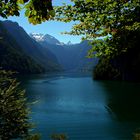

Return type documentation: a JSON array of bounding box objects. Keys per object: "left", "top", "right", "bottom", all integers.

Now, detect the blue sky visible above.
[{"left": 0, "top": 0, "right": 82, "bottom": 44}]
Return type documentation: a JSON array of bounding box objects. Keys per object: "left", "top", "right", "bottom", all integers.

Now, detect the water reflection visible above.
[{"left": 101, "top": 81, "right": 140, "bottom": 121}]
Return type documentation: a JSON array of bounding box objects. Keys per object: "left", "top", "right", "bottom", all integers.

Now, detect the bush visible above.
[{"left": 0, "top": 70, "right": 31, "bottom": 139}]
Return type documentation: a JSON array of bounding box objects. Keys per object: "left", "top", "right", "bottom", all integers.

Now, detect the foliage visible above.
[
  {"left": 133, "top": 129, "right": 140, "bottom": 140},
  {"left": 55, "top": 0, "right": 140, "bottom": 58},
  {"left": 93, "top": 57, "right": 120, "bottom": 80},
  {"left": 133, "top": 134, "right": 140, "bottom": 140},
  {"left": 0, "top": 70, "right": 31, "bottom": 139},
  {"left": 133, "top": 133, "right": 140, "bottom": 140},
  {"left": 55, "top": 0, "right": 140, "bottom": 81},
  {"left": 25, "top": 134, "right": 41, "bottom": 140},
  {"left": 94, "top": 29, "right": 140, "bottom": 81},
  {"left": 0, "top": 0, "right": 54, "bottom": 24},
  {"left": 51, "top": 134, "right": 68, "bottom": 140}
]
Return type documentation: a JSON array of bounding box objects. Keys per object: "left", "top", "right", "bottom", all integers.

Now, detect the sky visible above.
[{"left": 0, "top": 0, "right": 82, "bottom": 44}]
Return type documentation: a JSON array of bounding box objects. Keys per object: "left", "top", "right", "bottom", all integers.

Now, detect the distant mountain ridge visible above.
[
  {"left": 30, "top": 33, "right": 65, "bottom": 45},
  {"left": 30, "top": 33, "right": 98, "bottom": 72},
  {"left": 0, "top": 20, "right": 97, "bottom": 73}
]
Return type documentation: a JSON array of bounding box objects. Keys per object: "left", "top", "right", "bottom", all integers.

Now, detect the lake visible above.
[{"left": 20, "top": 72, "right": 140, "bottom": 140}]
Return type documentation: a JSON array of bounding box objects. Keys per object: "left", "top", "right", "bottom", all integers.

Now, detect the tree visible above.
[
  {"left": 51, "top": 134, "right": 68, "bottom": 140},
  {"left": 0, "top": 0, "right": 54, "bottom": 24},
  {"left": 55, "top": 0, "right": 140, "bottom": 58},
  {"left": 1, "top": 0, "right": 140, "bottom": 56},
  {"left": 0, "top": 70, "right": 31, "bottom": 139}
]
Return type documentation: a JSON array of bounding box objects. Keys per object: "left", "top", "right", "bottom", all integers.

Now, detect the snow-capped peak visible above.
[
  {"left": 30, "top": 33, "right": 44, "bottom": 41},
  {"left": 30, "top": 33, "right": 63, "bottom": 45},
  {"left": 56, "top": 42, "right": 65, "bottom": 46},
  {"left": 30, "top": 33, "right": 77, "bottom": 46}
]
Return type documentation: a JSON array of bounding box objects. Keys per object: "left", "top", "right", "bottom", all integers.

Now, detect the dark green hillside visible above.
[
  {"left": 2, "top": 20, "right": 61, "bottom": 71},
  {"left": 0, "top": 22, "right": 45, "bottom": 74}
]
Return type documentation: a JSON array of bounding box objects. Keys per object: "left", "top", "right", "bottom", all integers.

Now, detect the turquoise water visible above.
[{"left": 20, "top": 72, "right": 140, "bottom": 140}]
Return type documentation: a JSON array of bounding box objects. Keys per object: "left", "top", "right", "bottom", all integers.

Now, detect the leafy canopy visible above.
[
  {"left": 1, "top": 0, "right": 140, "bottom": 58},
  {"left": 0, "top": 0, "right": 54, "bottom": 24},
  {"left": 0, "top": 70, "right": 31, "bottom": 139},
  {"left": 55, "top": 0, "right": 140, "bottom": 58}
]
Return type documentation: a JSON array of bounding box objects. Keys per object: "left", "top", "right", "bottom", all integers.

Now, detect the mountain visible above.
[
  {"left": 66, "top": 41, "right": 73, "bottom": 45},
  {"left": 30, "top": 33, "right": 63, "bottom": 45},
  {"left": 30, "top": 33, "right": 98, "bottom": 72},
  {"left": 0, "top": 21, "right": 45, "bottom": 74},
  {"left": 1, "top": 20, "right": 61, "bottom": 72}
]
